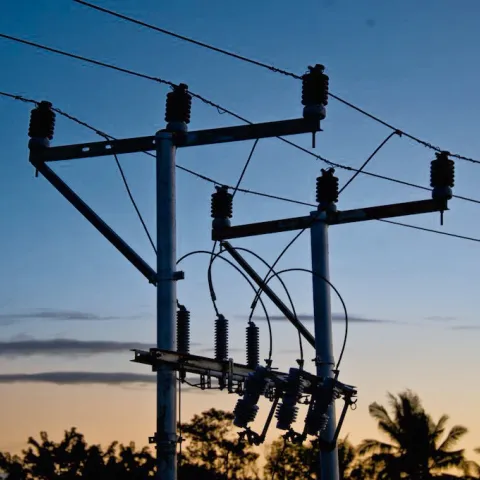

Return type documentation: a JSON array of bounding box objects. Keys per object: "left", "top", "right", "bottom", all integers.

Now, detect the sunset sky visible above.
[{"left": 1, "top": 0, "right": 479, "bottom": 464}]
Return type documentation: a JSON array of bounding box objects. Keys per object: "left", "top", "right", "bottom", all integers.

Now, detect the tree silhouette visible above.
[
  {"left": 358, "top": 390, "right": 472, "bottom": 480},
  {"left": 263, "top": 436, "right": 365, "bottom": 479},
  {"left": 179, "top": 408, "right": 259, "bottom": 480}
]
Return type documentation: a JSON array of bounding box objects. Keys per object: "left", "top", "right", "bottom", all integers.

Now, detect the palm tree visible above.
[{"left": 358, "top": 390, "right": 469, "bottom": 479}]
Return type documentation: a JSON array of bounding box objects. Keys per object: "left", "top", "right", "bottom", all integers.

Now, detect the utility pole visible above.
[{"left": 26, "top": 64, "right": 454, "bottom": 480}]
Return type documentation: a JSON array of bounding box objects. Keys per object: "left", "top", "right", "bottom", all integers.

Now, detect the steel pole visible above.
[
  {"left": 155, "top": 131, "right": 177, "bottom": 480},
  {"left": 310, "top": 211, "right": 339, "bottom": 480}
]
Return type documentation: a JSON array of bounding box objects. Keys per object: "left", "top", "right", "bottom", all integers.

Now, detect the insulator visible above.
[
  {"left": 165, "top": 83, "right": 192, "bottom": 125},
  {"left": 430, "top": 151, "right": 454, "bottom": 199},
  {"left": 302, "top": 64, "right": 329, "bottom": 120},
  {"left": 316, "top": 168, "right": 339, "bottom": 205},
  {"left": 233, "top": 366, "right": 268, "bottom": 428},
  {"left": 276, "top": 368, "right": 304, "bottom": 430},
  {"left": 214, "top": 314, "right": 229, "bottom": 361},
  {"left": 211, "top": 185, "right": 233, "bottom": 219},
  {"left": 246, "top": 322, "right": 260, "bottom": 369},
  {"left": 28, "top": 101, "right": 55, "bottom": 140},
  {"left": 176, "top": 304, "right": 190, "bottom": 354},
  {"left": 305, "top": 378, "right": 335, "bottom": 436}
]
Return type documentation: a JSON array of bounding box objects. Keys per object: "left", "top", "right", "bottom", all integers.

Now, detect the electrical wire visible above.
[
  {"left": 176, "top": 249, "right": 273, "bottom": 362},
  {"left": 220, "top": 244, "right": 303, "bottom": 365},
  {"left": 3, "top": 91, "right": 480, "bottom": 245},
  {"left": 72, "top": 0, "right": 480, "bottom": 166},
  {"left": 2, "top": 37, "right": 480, "bottom": 207},
  {"left": 232, "top": 139, "right": 259, "bottom": 198},
  {"left": 338, "top": 130, "right": 401, "bottom": 195},
  {"left": 252, "top": 267, "right": 349, "bottom": 371}
]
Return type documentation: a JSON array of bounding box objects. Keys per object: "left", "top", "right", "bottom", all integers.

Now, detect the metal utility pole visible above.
[{"left": 155, "top": 130, "right": 178, "bottom": 479}]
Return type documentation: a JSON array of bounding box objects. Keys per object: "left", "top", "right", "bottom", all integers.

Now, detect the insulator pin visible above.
[
  {"left": 28, "top": 101, "right": 55, "bottom": 140},
  {"left": 211, "top": 185, "right": 233, "bottom": 229},
  {"left": 430, "top": 151, "right": 454, "bottom": 199},
  {"left": 165, "top": 83, "right": 192, "bottom": 128},
  {"left": 276, "top": 368, "right": 304, "bottom": 430},
  {"left": 302, "top": 64, "right": 329, "bottom": 121},
  {"left": 214, "top": 314, "right": 229, "bottom": 361},
  {"left": 176, "top": 304, "right": 191, "bottom": 354},
  {"left": 246, "top": 322, "right": 260, "bottom": 369},
  {"left": 316, "top": 168, "right": 339, "bottom": 207}
]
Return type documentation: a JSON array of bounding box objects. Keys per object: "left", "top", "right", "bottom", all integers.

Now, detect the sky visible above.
[{"left": 0, "top": 0, "right": 480, "bottom": 465}]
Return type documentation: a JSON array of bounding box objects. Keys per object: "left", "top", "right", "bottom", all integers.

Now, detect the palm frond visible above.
[
  {"left": 437, "top": 425, "right": 468, "bottom": 452},
  {"left": 357, "top": 439, "right": 395, "bottom": 456}
]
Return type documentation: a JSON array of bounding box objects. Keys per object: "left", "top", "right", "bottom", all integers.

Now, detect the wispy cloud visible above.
[
  {"left": 425, "top": 315, "right": 457, "bottom": 322},
  {"left": 0, "top": 309, "right": 142, "bottom": 326},
  {"left": 247, "top": 313, "right": 396, "bottom": 324},
  {"left": 449, "top": 325, "right": 480, "bottom": 331},
  {"left": 0, "top": 339, "right": 157, "bottom": 357},
  {"left": 0, "top": 372, "right": 219, "bottom": 392},
  {"left": 0, "top": 371, "right": 155, "bottom": 385}
]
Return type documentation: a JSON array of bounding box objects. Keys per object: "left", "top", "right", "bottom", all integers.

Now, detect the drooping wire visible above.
[
  {"left": 176, "top": 250, "right": 273, "bottom": 362},
  {"left": 3, "top": 91, "right": 480, "bottom": 244},
  {"left": 220, "top": 245, "right": 302, "bottom": 365},
  {"left": 276, "top": 268, "right": 348, "bottom": 371},
  {"left": 251, "top": 267, "right": 349, "bottom": 371},
  {"left": 72, "top": 0, "right": 480, "bottom": 166},
  {"left": 338, "top": 130, "right": 401, "bottom": 195}
]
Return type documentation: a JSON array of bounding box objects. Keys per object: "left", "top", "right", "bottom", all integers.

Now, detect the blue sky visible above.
[{"left": 0, "top": 0, "right": 479, "bottom": 456}]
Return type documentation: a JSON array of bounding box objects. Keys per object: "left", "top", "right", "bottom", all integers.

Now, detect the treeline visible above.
[{"left": 0, "top": 390, "right": 479, "bottom": 479}]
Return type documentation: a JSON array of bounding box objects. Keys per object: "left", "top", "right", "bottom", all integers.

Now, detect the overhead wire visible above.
[
  {"left": 220, "top": 245, "right": 303, "bottom": 366},
  {"left": 2, "top": 34, "right": 480, "bottom": 208},
  {"left": 72, "top": 0, "right": 480, "bottom": 166},
  {"left": 3, "top": 90, "right": 479, "bottom": 246},
  {"left": 176, "top": 249, "right": 273, "bottom": 362}
]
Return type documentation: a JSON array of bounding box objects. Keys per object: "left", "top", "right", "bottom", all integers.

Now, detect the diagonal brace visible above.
[
  {"left": 31, "top": 159, "right": 157, "bottom": 285},
  {"left": 221, "top": 241, "right": 315, "bottom": 348}
]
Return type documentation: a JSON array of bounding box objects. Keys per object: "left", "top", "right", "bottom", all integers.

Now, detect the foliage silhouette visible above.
[
  {"left": 0, "top": 395, "right": 478, "bottom": 480},
  {"left": 358, "top": 390, "right": 476, "bottom": 479}
]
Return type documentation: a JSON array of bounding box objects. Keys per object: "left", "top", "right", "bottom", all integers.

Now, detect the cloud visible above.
[
  {"left": 0, "top": 372, "right": 220, "bottom": 392},
  {"left": 0, "top": 339, "right": 156, "bottom": 357},
  {"left": 0, "top": 338, "right": 203, "bottom": 357},
  {"left": 0, "top": 371, "right": 155, "bottom": 385},
  {"left": 449, "top": 325, "right": 480, "bottom": 331},
  {"left": 247, "top": 313, "right": 395, "bottom": 324},
  {"left": 425, "top": 315, "right": 457, "bottom": 322},
  {"left": 0, "top": 308, "right": 142, "bottom": 326}
]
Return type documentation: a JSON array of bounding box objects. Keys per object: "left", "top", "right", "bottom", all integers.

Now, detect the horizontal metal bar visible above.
[
  {"left": 183, "top": 118, "right": 321, "bottom": 148},
  {"left": 34, "top": 118, "right": 320, "bottom": 162},
  {"left": 329, "top": 198, "right": 448, "bottom": 225},
  {"left": 31, "top": 158, "right": 158, "bottom": 285},
  {"left": 212, "top": 215, "right": 311, "bottom": 240},
  {"left": 221, "top": 241, "right": 316, "bottom": 348},
  {"left": 212, "top": 198, "right": 447, "bottom": 240}
]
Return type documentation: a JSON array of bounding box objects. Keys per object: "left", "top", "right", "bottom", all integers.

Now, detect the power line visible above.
[
  {"left": 2, "top": 34, "right": 480, "bottom": 208},
  {"left": 72, "top": 0, "right": 480, "bottom": 166},
  {"left": 3, "top": 91, "right": 480, "bottom": 246}
]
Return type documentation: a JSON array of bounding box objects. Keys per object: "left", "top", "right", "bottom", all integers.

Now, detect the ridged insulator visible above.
[
  {"left": 29, "top": 101, "right": 55, "bottom": 140},
  {"left": 211, "top": 185, "right": 233, "bottom": 220},
  {"left": 233, "top": 398, "right": 259, "bottom": 428},
  {"left": 316, "top": 168, "right": 339, "bottom": 205},
  {"left": 431, "top": 151, "right": 454, "bottom": 193},
  {"left": 214, "top": 314, "right": 229, "bottom": 361},
  {"left": 246, "top": 322, "right": 260, "bottom": 369},
  {"left": 302, "top": 64, "right": 329, "bottom": 107},
  {"left": 305, "top": 378, "right": 335, "bottom": 436},
  {"left": 165, "top": 83, "right": 192, "bottom": 124},
  {"left": 176, "top": 305, "right": 190, "bottom": 354},
  {"left": 276, "top": 368, "right": 304, "bottom": 430}
]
